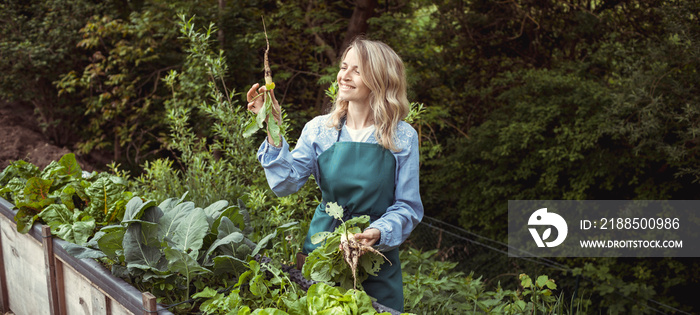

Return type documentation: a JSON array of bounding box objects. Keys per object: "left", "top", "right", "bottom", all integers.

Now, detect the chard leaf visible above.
[
  {"left": 14, "top": 209, "right": 38, "bottom": 234},
  {"left": 85, "top": 176, "right": 127, "bottom": 223},
  {"left": 38, "top": 203, "right": 73, "bottom": 225},
  {"left": 59, "top": 183, "right": 85, "bottom": 211},
  {"left": 40, "top": 161, "right": 64, "bottom": 181},
  {"left": 24, "top": 177, "right": 53, "bottom": 210},
  {"left": 0, "top": 160, "right": 39, "bottom": 187},
  {"left": 107, "top": 193, "right": 130, "bottom": 223},
  {"left": 62, "top": 242, "right": 106, "bottom": 259},
  {"left": 58, "top": 153, "right": 82, "bottom": 178},
  {"left": 16, "top": 198, "right": 54, "bottom": 217},
  {"left": 1, "top": 177, "right": 26, "bottom": 201},
  {"left": 48, "top": 210, "right": 95, "bottom": 245},
  {"left": 164, "top": 248, "right": 211, "bottom": 278},
  {"left": 15, "top": 176, "right": 55, "bottom": 233}
]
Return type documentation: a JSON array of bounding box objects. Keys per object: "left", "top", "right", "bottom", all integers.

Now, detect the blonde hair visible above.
[{"left": 327, "top": 38, "right": 410, "bottom": 152}]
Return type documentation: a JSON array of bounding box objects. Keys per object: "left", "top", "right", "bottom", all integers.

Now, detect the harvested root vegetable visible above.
[
  {"left": 243, "top": 16, "right": 283, "bottom": 146},
  {"left": 262, "top": 17, "right": 274, "bottom": 91},
  {"left": 302, "top": 203, "right": 392, "bottom": 290},
  {"left": 340, "top": 232, "right": 391, "bottom": 290}
]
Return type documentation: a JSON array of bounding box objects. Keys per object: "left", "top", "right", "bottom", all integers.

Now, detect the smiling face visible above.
[{"left": 337, "top": 48, "right": 371, "bottom": 106}]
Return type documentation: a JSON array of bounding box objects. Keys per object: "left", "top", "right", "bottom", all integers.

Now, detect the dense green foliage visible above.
[
  {"left": 0, "top": 153, "right": 131, "bottom": 240},
  {"left": 1, "top": 0, "right": 699, "bottom": 313},
  {"left": 400, "top": 248, "right": 580, "bottom": 314},
  {"left": 0, "top": 0, "right": 107, "bottom": 145}
]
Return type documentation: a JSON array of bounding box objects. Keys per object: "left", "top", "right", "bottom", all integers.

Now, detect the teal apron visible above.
[{"left": 301, "top": 124, "right": 404, "bottom": 312}]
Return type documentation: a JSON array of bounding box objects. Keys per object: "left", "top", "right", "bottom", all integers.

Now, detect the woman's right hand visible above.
[
  {"left": 246, "top": 83, "right": 281, "bottom": 123},
  {"left": 246, "top": 83, "right": 283, "bottom": 146}
]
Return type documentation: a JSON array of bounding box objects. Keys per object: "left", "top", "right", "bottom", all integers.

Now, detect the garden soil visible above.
[{"left": 0, "top": 101, "right": 95, "bottom": 172}]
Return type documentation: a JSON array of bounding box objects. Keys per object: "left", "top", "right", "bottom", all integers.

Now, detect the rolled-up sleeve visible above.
[
  {"left": 370, "top": 124, "right": 424, "bottom": 251},
  {"left": 256, "top": 122, "right": 317, "bottom": 197}
]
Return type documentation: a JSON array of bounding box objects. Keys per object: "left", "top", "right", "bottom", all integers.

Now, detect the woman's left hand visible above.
[{"left": 354, "top": 228, "right": 381, "bottom": 247}]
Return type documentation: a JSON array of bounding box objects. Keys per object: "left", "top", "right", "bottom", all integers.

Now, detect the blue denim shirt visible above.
[{"left": 257, "top": 114, "right": 424, "bottom": 251}]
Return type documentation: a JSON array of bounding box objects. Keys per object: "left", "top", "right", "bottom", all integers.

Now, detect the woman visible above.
[{"left": 247, "top": 37, "right": 423, "bottom": 312}]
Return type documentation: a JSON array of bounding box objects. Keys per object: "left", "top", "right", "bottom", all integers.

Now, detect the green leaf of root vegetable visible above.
[
  {"left": 267, "top": 116, "right": 282, "bottom": 147},
  {"left": 243, "top": 119, "right": 260, "bottom": 138},
  {"left": 325, "top": 202, "right": 344, "bottom": 220}
]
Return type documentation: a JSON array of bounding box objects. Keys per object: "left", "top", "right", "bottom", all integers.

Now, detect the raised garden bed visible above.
[
  {"left": 0, "top": 196, "right": 171, "bottom": 315},
  {"left": 0, "top": 195, "right": 402, "bottom": 315}
]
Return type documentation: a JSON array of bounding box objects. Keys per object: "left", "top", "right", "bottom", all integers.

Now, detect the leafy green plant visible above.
[
  {"left": 518, "top": 274, "right": 559, "bottom": 312},
  {"left": 63, "top": 193, "right": 297, "bottom": 311},
  {"left": 302, "top": 202, "right": 387, "bottom": 291},
  {"left": 400, "top": 248, "right": 577, "bottom": 314},
  {"left": 192, "top": 285, "right": 247, "bottom": 315},
  {"left": 192, "top": 258, "right": 301, "bottom": 315},
  {"left": 0, "top": 153, "right": 131, "bottom": 242},
  {"left": 284, "top": 282, "right": 392, "bottom": 315}
]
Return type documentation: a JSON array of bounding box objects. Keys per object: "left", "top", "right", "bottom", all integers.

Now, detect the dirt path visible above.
[{"left": 0, "top": 101, "right": 94, "bottom": 171}]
